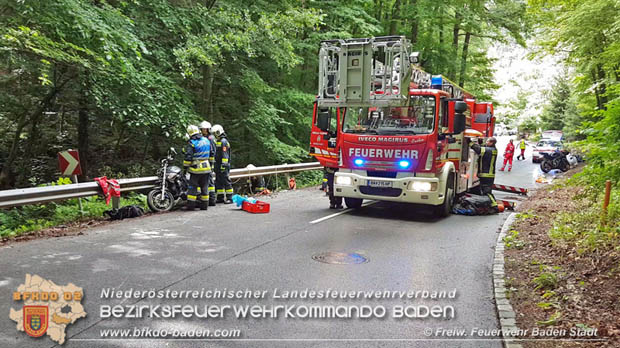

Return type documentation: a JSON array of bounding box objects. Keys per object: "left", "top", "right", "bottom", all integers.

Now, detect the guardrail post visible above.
[{"left": 73, "top": 175, "right": 84, "bottom": 217}]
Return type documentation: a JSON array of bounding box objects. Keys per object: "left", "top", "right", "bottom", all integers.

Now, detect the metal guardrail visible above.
[{"left": 0, "top": 162, "right": 323, "bottom": 209}]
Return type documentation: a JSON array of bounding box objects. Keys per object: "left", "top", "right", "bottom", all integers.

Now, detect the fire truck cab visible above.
[{"left": 310, "top": 36, "right": 495, "bottom": 216}]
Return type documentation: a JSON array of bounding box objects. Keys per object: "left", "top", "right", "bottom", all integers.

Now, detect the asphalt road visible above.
[{"left": 0, "top": 136, "right": 541, "bottom": 348}]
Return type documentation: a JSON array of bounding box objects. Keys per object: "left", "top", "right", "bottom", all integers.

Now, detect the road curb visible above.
[{"left": 493, "top": 212, "right": 523, "bottom": 348}]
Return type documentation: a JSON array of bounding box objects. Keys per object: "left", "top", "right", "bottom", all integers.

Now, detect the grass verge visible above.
[{"left": 504, "top": 166, "right": 619, "bottom": 347}]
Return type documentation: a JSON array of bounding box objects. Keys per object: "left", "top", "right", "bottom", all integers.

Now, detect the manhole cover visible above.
[{"left": 312, "top": 252, "right": 368, "bottom": 264}]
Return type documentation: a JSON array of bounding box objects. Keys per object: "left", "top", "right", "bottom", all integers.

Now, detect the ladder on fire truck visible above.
[
  {"left": 317, "top": 35, "right": 479, "bottom": 106},
  {"left": 317, "top": 36, "right": 414, "bottom": 107}
]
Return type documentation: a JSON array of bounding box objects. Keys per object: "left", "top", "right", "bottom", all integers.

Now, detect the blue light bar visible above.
[
  {"left": 431, "top": 75, "right": 443, "bottom": 90},
  {"left": 398, "top": 160, "right": 411, "bottom": 168},
  {"left": 354, "top": 158, "right": 364, "bottom": 166}
]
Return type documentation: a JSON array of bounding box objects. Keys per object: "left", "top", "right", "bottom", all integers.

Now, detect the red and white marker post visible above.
[{"left": 58, "top": 150, "right": 84, "bottom": 215}]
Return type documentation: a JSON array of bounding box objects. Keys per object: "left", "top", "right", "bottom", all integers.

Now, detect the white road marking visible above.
[{"left": 309, "top": 201, "right": 376, "bottom": 224}]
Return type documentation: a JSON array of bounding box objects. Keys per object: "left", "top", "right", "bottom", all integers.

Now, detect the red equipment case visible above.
[{"left": 242, "top": 200, "right": 270, "bottom": 214}]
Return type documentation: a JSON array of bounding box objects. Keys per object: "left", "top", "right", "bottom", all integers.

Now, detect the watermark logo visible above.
[{"left": 23, "top": 305, "right": 49, "bottom": 337}]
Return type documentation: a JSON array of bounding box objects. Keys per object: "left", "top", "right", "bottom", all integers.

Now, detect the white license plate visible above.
[{"left": 368, "top": 180, "right": 392, "bottom": 188}]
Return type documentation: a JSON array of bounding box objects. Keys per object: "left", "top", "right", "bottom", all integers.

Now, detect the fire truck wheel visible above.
[
  {"left": 435, "top": 174, "right": 455, "bottom": 217},
  {"left": 344, "top": 197, "right": 363, "bottom": 209}
]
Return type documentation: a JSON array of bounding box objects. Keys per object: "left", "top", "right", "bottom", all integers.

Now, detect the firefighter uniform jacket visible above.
[
  {"left": 470, "top": 143, "right": 498, "bottom": 178},
  {"left": 248, "top": 176, "right": 266, "bottom": 193},
  {"left": 207, "top": 134, "right": 217, "bottom": 165},
  {"left": 183, "top": 135, "right": 212, "bottom": 174},
  {"left": 215, "top": 136, "right": 231, "bottom": 169}
]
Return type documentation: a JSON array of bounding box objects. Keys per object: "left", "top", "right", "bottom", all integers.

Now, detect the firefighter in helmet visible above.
[
  {"left": 183, "top": 125, "right": 212, "bottom": 210},
  {"left": 211, "top": 124, "right": 233, "bottom": 204},
  {"left": 246, "top": 164, "right": 266, "bottom": 194},
  {"left": 199, "top": 121, "right": 217, "bottom": 206},
  {"left": 470, "top": 136, "right": 498, "bottom": 208}
]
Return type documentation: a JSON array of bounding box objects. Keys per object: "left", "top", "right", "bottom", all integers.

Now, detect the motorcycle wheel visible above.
[
  {"left": 147, "top": 189, "right": 175, "bottom": 212},
  {"left": 559, "top": 160, "right": 569, "bottom": 172},
  {"left": 540, "top": 160, "right": 552, "bottom": 173}
]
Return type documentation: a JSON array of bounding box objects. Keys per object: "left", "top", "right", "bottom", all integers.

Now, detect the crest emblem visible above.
[{"left": 23, "top": 306, "right": 48, "bottom": 337}]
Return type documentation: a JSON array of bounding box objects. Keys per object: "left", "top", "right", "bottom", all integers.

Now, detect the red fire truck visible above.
[{"left": 310, "top": 36, "right": 495, "bottom": 216}]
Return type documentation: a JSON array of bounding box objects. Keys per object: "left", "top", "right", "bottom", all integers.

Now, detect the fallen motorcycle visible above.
[
  {"left": 147, "top": 148, "right": 189, "bottom": 212},
  {"left": 540, "top": 150, "right": 570, "bottom": 173}
]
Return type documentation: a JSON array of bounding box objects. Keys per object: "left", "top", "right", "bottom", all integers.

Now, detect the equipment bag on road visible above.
[{"left": 104, "top": 205, "right": 145, "bottom": 220}]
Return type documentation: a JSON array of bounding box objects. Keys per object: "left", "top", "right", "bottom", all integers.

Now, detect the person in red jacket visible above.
[{"left": 501, "top": 139, "right": 515, "bottom": 171}]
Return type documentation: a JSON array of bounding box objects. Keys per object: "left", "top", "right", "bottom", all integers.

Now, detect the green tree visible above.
[{"left": 540, "top": 71, "right": 575, "bottom": 131}]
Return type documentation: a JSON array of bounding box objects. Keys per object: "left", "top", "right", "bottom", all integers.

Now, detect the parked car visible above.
[{"left": 532, "top": 140, "right": 563, "bottom": 163}]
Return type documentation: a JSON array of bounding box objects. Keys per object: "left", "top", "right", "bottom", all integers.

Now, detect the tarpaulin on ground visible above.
[{"left": 452, "top": 194, "right": 500, "bottom": 215}]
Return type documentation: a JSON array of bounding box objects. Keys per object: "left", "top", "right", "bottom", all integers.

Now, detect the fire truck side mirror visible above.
[
  {"left": 454, "top": 101, "right": 468, "bottom": 113},
  {"left": 453, "top": 101, "right": 467, "bottom": 134},
  {"left": 317, "top": 108, "right": 331, "bottom": 132}
]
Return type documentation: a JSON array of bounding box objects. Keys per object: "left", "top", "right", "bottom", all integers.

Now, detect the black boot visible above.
[
  {"left": 209, "top": 198, "right": 216, "bottom": 206},
  {"left": 216, "top": 195, "right": 225, "bottom": 203},
  {"left": 199, "top": 201, "right": 208, "bottom": 211},
  {"left": 224, "top": 198, "right": 233, "bottom": 204},
  {"left": 185, "top": 201, "right": 196, "bottom": 211}
]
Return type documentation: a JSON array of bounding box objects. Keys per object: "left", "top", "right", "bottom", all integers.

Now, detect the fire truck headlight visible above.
[
  {"left": 425, "top": 150, "right": 434, "bottom": 170},
  {"left": 335, "top": 176, "right": 352, "bottom": 186},
  {"left": 408, "top": 181, "right": 438, "bottom": 192}
]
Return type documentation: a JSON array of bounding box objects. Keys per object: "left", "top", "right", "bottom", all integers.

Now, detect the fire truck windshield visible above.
[{"left": 341, "top": 96, "right": 436, "bottom": 135}]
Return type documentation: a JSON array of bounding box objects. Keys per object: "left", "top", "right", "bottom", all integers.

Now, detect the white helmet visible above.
[
  {"left": 246, "top": 164, "right": 256, "bottom": 170},
  {"left": 184, "top": 133, "right": 190, "bottom": 141},
  {"left": 199, "top": 121, "right": 211, "bottom": 130},
  {"left": 211, "top": 124, "right": 224, "bottom": 137},
  {"left": 186, "top": 125, "right": 200, "bottom": 137}
]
